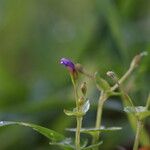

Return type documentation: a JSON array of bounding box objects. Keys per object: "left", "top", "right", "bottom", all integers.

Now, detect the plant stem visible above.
[
  {"left": 92, "top": 66, "right": 134, "bottom": 147},
  {"left": 92, "top": 91, "right": 106, "bottom": 147},
  {"left": 76, "top": 116, "right": 82, "bottom": 150},
  {"left": 146, "top": 93, "right": 150, "bottom": 110},
  {"left": 133, "top": 120, "right": 143, "bottom": 150},
  {"left": 111, "top": 51, "right": 146, "bottom": 91},
  {"left": 92, "top": 67, "right": 134, "bottom": 148},
  {"left": 111, "top": 65, "right": 134, "bottom": 91},
  {"left": 92, "top": 53, "right": 143, "bottom": 149},
  {"left": 71, "top": 75, "right": 83, "bottom": 150}
]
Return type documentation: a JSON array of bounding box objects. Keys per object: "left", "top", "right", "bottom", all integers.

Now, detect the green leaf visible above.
[
  {"left": 50, "top": 138, "right": 75, "bottom": 150},
  {"left": 64, "top": 109, "right": 85, "bottom": 117},
  {"left": 64, "top": 100, "right": 90, "bottom": 117},
  {"left": 123, "top": 107, "right": 133, "bottom": 113},
  {"left": 124, "top": 106, "right": 150, "bottom": 120},
  {"left": 0, "top": 121, "right": 64, "bottom": 142},
  {"left": 66, "top": 127, "right": 122, "bottom": 135},
  {"left": 81, "top": 141, "right": 103, "bottom": 150},
  {"left": 123, "top": 100, "right": 150, "bottom": 145},
  {"left": 50, "top": 138, "right": 89, "bottom": 150},
  {"left": 124, "top": 106, "right": 146, "bottom": 113},
  {"left": 135, "top": 106, "right": 146, "bottom": 113},
  {"left": 95, "top": 72, "right": 110, "bottom": 91},
  {"left": 82, "top": 100, "right": 90, "bottom": 114}
]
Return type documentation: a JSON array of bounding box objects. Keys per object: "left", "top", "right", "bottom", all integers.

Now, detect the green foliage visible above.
[
  {"left": 124, "top": 106, "right": 150, "bottom": 120},
  {"left": 64, "top": 100, "right": 90, "bottom": 117},
  {"left": 50, "top": 138, "right": 75, "bottom": 150},
  {"left": 66, "top": 127, "right": 122, "bottom": 136},
  {"left": 0, "top": 121, "right": 64, "bottom": 142}
]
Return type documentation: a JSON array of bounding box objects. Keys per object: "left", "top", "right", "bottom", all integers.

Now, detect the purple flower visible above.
[
  {"left": 60, "top": 58, "right": 75, "bottom": 72},
  {"left": 60, "top": 58, "right": 78, "bottom": 80}
]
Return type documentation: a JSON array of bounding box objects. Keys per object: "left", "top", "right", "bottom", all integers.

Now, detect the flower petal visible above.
[{"left": 60, "top": 58, "right": 75, "bottom": 70}]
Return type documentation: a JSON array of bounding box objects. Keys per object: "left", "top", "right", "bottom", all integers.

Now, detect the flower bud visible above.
[
  {"left": 106, "top": 71, "right": 121, "bottom": 89},
  {"left": 106, "top": 71, "right": 116, "bottom": 79},
  {"left": 75, "top": 63, "right": 93, "bottom": 78},
  {"left": 60, "top": 58, "right": 78, "bottom": 80},
  {"left": 78, "top": 97, "right": 84, "bottom": 106},
  {"left": 60, "top": 58, "right": 75, "bottom": 72},
  {"left": 75, "top": 63, "right": 84, "bottom": 73},
  {"left": 130, "top": 51, "right": 148, "bottom": 68},
  {"left": 81, "top": 82, "right": 87, "bottom": 96}
]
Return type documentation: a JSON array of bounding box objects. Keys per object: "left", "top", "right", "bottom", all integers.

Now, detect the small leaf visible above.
[
  {"left": 136, "top": 106, "right": 147, "bottom": 112},
  {"left": 50, "top": 138, "right": 75, "bottom": 150},
  {"left": 124, "top": 106, "right": 146, "bottom": 113},
  {"left": 64, "top": 100, "right": 90, "bottom": 117},
  {"left": 64, "top": 109, "right": 84, "bottom": 117},
  {"left": 66, "top": 127, "right": 122, "bottom": 135},
  {"left": 50, "top": 138, "right": 89, "bottom": 150},
  {"left": 82, "top": 100, "right": 90, "bottom": 113},
  {"left": 124, "top": 106, "right": 150, "bottom": 120},
  {"left": 95, "top": 72, "right": 110, "bottom": 91},
  {"left": 124, "top": 106, "right": 136, "bottom": 113},
  {"left": 0, "top": 121, "right": 64, "bottom": 142},
  {"left": 100, "top": 127, "right": 122, "bottom": 131},
  {"left": 81, "top": 141, "right": 103, "bottom": 150}
]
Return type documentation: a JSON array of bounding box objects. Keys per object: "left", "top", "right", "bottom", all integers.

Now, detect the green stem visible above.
[
  {"left": 111, "top": 51, "right": 146, "bottom": 91},
  {"left": 92, "top": 53, "right": 144, "bottom": 149},
  {"left": 146, "top": 93, "right": 150, "bottom": 110},
  {"left": 71, "top": 74, "right": 83, "bottom": 150},
  {"left": 92, "top": 91, "right": 106, "bottom": 148},
  {"left": 110, "top": 74, "right": 136, "bottom": 110},
  {"left": 76, "top": 116, "right": 82, "bottom": 150},
  {"left": 133, "top": 120, "right": 143, "bottom": 150},
  {"left": 111, "top": 66, "right": 133, "bottom": 91}
]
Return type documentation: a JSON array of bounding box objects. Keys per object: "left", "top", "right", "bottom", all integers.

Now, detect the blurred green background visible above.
[{"left": 0, "top": 0, "right": 149, "bottom": 150}]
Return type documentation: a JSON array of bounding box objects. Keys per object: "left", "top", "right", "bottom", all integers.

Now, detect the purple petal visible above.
[{"left": 60, "top": 58, "right": 75, "bottom": 70}]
